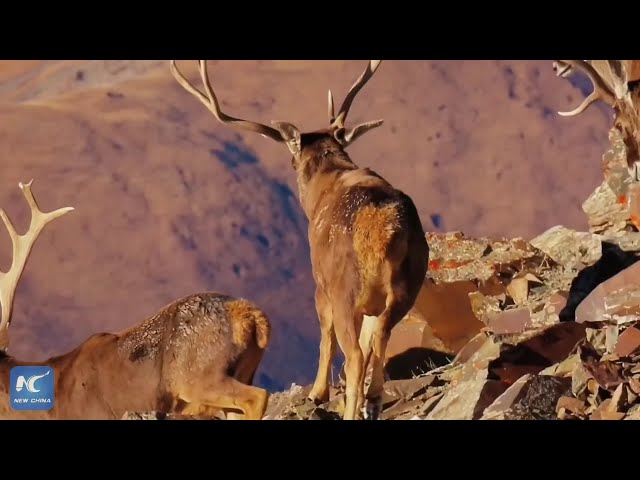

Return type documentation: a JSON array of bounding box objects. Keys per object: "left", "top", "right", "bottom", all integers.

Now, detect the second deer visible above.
[
  {"left": 170, "top": 60, "right": 429, "bottom": 420},
  {"left": 0, "top": 180, "right": 271, "bottom": 420}
]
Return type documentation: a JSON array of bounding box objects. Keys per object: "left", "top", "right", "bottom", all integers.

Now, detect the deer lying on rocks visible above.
[
  {"left": 553, "top": 60, "right": 640, "bottom": 179},
  {"left": 0, "top": 180, "right": 271, "bottom": 420},
  {"left": 170, "top": 60, "right": 429, "bottom": 420}
]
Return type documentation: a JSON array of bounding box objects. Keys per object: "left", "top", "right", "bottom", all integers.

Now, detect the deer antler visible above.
[
  {"left": 0, "top": 180, "right": 74, "bottom": 351},
  {"left": 329, "top": 60, "right": 385, "bottom": 146},
  {"left": 555, "top": 60, "right": 617, "bottom": 117},
  {"left": 169, "top": 60, "right": 286, "bottom": 143}
]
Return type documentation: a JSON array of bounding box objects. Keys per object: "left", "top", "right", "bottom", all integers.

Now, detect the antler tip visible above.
[
  {"left": 18, "top": 179, "right": 34, "bottom": 190},
  {"left": 328, "top": 89, "right": 335, "bottom": 122}
]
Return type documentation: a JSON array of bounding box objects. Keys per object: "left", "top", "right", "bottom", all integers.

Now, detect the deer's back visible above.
[
  {"left": 312, "top": 168, "right": 425, "bottom": 263},
  {"left": 118, "top": 292, "right": 269, "bottom": 377}
]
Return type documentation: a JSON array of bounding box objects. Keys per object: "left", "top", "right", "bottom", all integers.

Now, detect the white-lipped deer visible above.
[
  {"left": 0, "top": 180, "right": 271, "bottom": 420},
  {"left": 170, "top": 60, "right": 429, "bottom": 420}
]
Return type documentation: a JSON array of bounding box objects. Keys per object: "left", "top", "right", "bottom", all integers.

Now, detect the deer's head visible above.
[{"left": 169, "top": 60, "right": 384, "bottom": 195}]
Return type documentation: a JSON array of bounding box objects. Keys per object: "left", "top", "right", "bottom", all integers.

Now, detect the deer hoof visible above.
[{"left": 365, "top": 396, "right": 382, "bottom": 420}]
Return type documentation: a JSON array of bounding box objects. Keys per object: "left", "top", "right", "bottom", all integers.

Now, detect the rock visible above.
[
  {"left": 384, "top": 295, "right": 457, "bottom": 380},
  {"left": 603, "top": 232, "right": 640, "bottom": 252},
  {"left": 468, "top": 290, "right": 503, "bottom": 326},
  {"left": 381, "top": 376, "right": 437, "bottom": 408},
  {"left": 615, "top": 325, "right": 640, "bottom": 357},
  {"left": 263, "top": 384, "right": 311, "bottom": 420},
  {"left": 122, "top": 411, "right": 163, "bottom": 420},
  {"left": 583, "top": 181, "right": 629, "bottom": 235},
  {"left": 426, "top": 232, "right": 492, "bottom": 283},
  {"left": 540, "top": 353, "right": 580, "bottom": 378},
  {"left": 506, "top": 271, "right": 543, "bottom": 306},
  {"left": 425, "top": 368, "right": 508, "bottom": 420},
  {"left": 379, "top": 377, "right": 446, "bottom": 420},
  {"left": 487, "top": 322, "right": 587, "bottom": 384},
  {"left": 481, "top": 374, "right": 572, "bottom": 420},
  {"left": 450, "top": 334, "right": 501, "bottom": 384},
  {"left": 502, "top": 375, "right": 572, "bottom": 420},
  {"left": 556, "top": 395, "right": 587, "bottom": 419},
  {"left": 309, "top": 408, "right": 341, "bottom": 420},
  {"left": 410, "top": 279, "right": 485, "bottom": 353},
  {"left": 121, "top": 411, "right": 220, "bottom": 420},
  {"left": 590, "top": 391, "right": 628, "bottom": 420},
  {"left": 480, "top": 373, "right": 533, "bottom": 420},
  {"left": 591, "top": 410, "right": 626, "bottom": 420},
  {"left": 426, "top": 232, "right": 547, "bottom": 285},
  {"left": 476, "top": 275, "right": 507, "bottom": 297},
  {"left": 574, "top": 260, "right": 640, "bottom": 325},
  {"left": 452, "top": 332, "right": 491, "bottom": 366},
  {"left": 628, "top": 183, "right": 640, "bottom": 231},
  {"left": 531, "top": 292, "right": 568, "bottom": 327},
  {"left": 582, "top": 127, "right": 634, "bottom": 236},
  {"left": 386, "top": 308, "right": 450, "bottom": 362},
  {"left": 560, "top": 242, "right": 640, "bottom": 322},
  {"left": 529, "top": 226, "right": 602, "bottom": 270},
  {"left": 487, "top": 307, "right": 535, "bottom": 335},
  {"left": 325, "top": 389, "right": 346, "bottom": 416},
  {"left": 578, "top": 343, "right": 629, "bottom": 391},
  {"left": 625, "top": 405, "right": 640, "bottom": 419}
]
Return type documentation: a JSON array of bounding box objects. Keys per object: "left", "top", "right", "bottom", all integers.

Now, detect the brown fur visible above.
[
  {"left": 292, "top": 136, "right": 429, "bottom": 420},
  {"left": 226, "top": 298, "right": 271, "bottom": 349},
  {"left": 170, "top": 59, "right": 430, "bottom": 419},
  {"left": 0, "top": 292, "right": 271, "bottom": 420},
  {"left": 0, "top": 180, "right": 271, "bottom": 420}
]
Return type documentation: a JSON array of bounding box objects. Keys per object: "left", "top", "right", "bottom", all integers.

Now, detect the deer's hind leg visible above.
[
  {"left": 225, "top": 347, "right": 266, "bottom": 420},
  {"left": 332, "top": 299, "right": 366, "bottom": 420},
  {"left": 357, "top": 314, "right": 376, "bottom": 416},
  {"left": 308, "top": 286, "right": 336, "bottom": 404},
  {"left": 364, "top": 267, "right": 416, "bottom": 420},
  {"left": 180, "top": 377, "right": 269, "bottom": 420}
]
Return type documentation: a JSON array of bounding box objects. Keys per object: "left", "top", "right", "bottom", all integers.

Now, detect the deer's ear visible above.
[{"left": 272, "top": 121, "right": 301, "bottom": 156}]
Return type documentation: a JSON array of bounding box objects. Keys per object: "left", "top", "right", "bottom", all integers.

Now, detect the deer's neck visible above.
[{"left": 296, "top": 154, "right": 357, "bottom": 218}]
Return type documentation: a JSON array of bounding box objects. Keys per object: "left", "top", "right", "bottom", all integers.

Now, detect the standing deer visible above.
[
  {"left": 552, "top": 60, "right": 640, "bottom": 179},
  {"left": 170, "top": 60, "right": 429, "bottom": 420},
  {"left": 0, "top": 180, "right": 271, "bottom": 420}
]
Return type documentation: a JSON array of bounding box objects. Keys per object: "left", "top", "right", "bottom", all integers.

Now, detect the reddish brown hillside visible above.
[{"left": 0, "top": 60, "right": 611, "bottom": 390}]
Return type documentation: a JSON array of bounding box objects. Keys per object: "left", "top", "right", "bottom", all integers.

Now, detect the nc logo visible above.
[
  {"left": 10, "top": 366, "right": 55, "bottom": 411},
  {"left": 16, "top": 370, "right": 51, "bottom": 393}
]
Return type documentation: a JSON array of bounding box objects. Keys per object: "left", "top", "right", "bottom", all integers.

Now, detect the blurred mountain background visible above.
[{"left": 0, "top": 60, "right": 610, "bottom": 390}]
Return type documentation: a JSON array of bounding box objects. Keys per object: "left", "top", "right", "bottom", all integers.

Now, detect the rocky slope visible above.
[
  {"left": 0, "top": 60, "right": 612, "bottom": 390},
  {"left": 258, "top": 127, "right": 640, "bottom": 421},
  {"left": 124, "top": 124, "right": 640, "bottom": 420}
]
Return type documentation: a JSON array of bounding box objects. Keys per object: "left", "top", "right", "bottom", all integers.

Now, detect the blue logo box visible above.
[{"left": 10, "top": 366, "right": 55, "bottom": 411}]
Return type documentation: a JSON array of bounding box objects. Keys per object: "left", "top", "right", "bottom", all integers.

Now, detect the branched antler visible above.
[
  {"left": 330, "top": 60, "right": 382, "bottom": 128},
  {"left": 554, "top": 60, "right": 617, "bottom": 117},
  {"left": 169, "top": 60, "right": 286, "bottom": 142},
  {"left": 170, "top": 60, "right": 385, "bottom": 149},
  {"left": 328, "top": 60, "right": 385, "bottom": 146},
  {"left": 0, "top": 180, "right": 74, "bottom": 350}
]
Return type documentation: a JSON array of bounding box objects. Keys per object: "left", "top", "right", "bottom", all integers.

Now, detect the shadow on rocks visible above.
[
  {"left": 559, "top": 241, "right": 640, "bottom": 322},
  {"left": 385, "top": 347, "right": 454, "bottom": 380}
]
